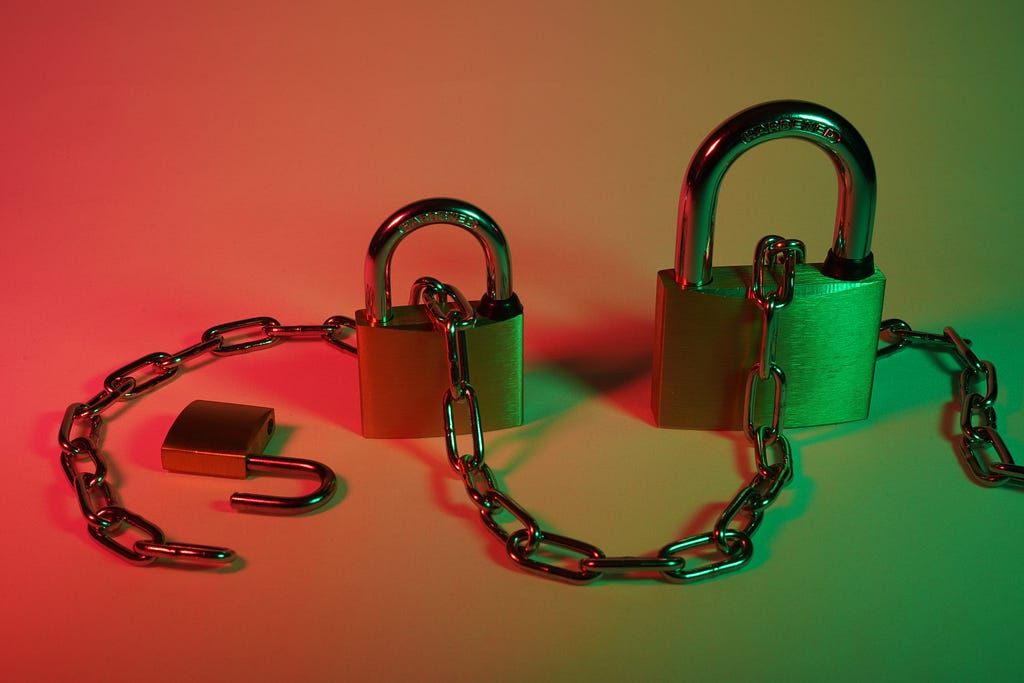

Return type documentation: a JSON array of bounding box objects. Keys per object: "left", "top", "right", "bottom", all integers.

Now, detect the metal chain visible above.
[
  {"left": 878, "top": 318, "right": 1021, "bottom": 487},
  {"left": 58, "top": 279, "right": 1016, "bottom": 575},
  {"left": 422, "top": 236, "right": 804, "bottom": 584},
  {"left": 57, "top": 315, "right": 356, "bottom": 565}
]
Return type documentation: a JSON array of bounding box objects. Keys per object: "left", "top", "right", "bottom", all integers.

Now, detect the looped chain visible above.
[
  {"left": 878, "top": 319, "right": 1020, "bottom": 487},
  {"left": 57, "top": 315, "right": 357, "bottom": 565},
  {"left": 421, "top": 236, "right": 803, "bottom": 583},
  {"left": 415, "top": 276, "right": 486, "bottom": 476},
  {"left": 57, "top": 275, "right": 1016, "bottom": 576},
  {"left": 705, "top": 235, "right": 804, "bottom": 562}
]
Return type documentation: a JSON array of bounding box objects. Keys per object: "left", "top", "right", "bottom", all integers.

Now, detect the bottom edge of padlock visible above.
[
  {"left": 651, "top": 411, "right": 872, "bottom": 432},
  {"left": 360, "top": 417, "right": 525, "bottom": 439}
]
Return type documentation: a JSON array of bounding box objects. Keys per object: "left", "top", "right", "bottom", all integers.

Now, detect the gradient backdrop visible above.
[{"left": 4, "top": 2, "right": 1022, "bottom": 681}]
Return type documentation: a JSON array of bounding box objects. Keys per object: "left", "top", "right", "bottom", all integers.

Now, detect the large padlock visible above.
[
  {"left": 356, "top": 198, "right": 524, "bottom": 438},
  {"left": 652, "top": 100, "right": 886, "bottom": 430}
]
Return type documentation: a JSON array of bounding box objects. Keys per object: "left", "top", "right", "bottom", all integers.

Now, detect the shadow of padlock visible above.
[{"left": 652, "top": 100, "right": 886, "bottom": 430}]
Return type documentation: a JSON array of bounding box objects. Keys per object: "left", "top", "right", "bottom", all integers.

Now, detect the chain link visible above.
[
  {"left": 57, "top": 315, "right": 356, "bottom": 565},
  {"left": 879, "top": 319, "right": 1020, "bottom": 487}
]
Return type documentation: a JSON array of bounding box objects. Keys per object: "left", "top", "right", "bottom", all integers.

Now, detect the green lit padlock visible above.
[{"left": 652, "top": 101, "right": 886, "bottom": 430}]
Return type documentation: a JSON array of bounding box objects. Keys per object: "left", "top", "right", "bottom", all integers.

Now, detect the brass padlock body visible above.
[
  {"left": 653, "top": 264, "right": 885, "bottom": 429},
  {"left": 356, "top": 301, "right": 523, "bottom": 438},
  {"left": 161, "top": 400, "right": 275, "bottom": 478}
]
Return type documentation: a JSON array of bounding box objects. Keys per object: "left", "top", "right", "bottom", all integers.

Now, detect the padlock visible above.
[
  {"left": 161, "top": 399, "right": 337, "bottom": 513},
  {"left": 652, "top": 100, "right": 886, "bottom": 430},
  {"left": 355, "top": 198, "right": 524, "bottom": 438}
]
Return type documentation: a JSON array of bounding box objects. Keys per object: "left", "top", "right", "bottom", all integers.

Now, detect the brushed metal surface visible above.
[
  {"left": 652, "top": 264, "right": 885, "bottom": 430},
  {"left": 356, "top": 302, "right": 523, "bottom": 438},
  {"left": 161, "top": 400, "right": 275, "bottom": 478}
]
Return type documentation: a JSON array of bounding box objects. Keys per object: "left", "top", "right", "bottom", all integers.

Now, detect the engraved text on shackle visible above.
[
  {"left": 398, "top": 210, "right": 479, "bottom": 234},
  {"left": 741, "top": 117, "right": 842, "bottom": 144}
]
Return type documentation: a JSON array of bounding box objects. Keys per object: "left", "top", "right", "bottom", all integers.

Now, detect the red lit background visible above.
[{"left": 4, "top": 2, "right": 1022, "bottom": 681}]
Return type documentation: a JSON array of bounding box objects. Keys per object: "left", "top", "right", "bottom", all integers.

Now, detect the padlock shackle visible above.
[
  {"left": 364, "top": 198, "right": 519, "bottom": 325},
  {"left": 675, "top": 100, "right": 877, "bottom": 287}
]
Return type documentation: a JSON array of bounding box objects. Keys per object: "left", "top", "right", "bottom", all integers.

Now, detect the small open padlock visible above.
[
  {"left": 355, "top": 198, "right": 524, "bottom": 439},
  {"left": 162, "top": 400, "right": 337, "bottom": 513},
  {"left": 652, "top": 101, "right": 886, "bottom": 430}
]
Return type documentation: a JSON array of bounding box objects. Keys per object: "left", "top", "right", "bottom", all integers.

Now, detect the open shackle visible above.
[
  {"left": 364, "top": 197, "right": 520, "bottom": 325},
  {"left": 228, "top": 454, "right": 337, "bottom": 514},
  {"left": 675, "top": 100, "right": 877, "bottom": 286},
  {"left": 160, "top": 400, "right": 339, "bottom": 515}
]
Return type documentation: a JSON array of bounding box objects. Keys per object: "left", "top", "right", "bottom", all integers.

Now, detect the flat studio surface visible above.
[{"left": 4, "top": 2, "right": 1022, "bottom": 681}]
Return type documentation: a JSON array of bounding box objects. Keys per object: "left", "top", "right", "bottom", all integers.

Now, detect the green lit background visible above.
[{"left": 4, "top": 2, "right": 1022, "bottom": 681}]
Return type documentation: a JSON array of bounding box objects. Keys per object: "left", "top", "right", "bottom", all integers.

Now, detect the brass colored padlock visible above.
[
  {"left": 652, "top": 101, "right": 886, "bottom": 430},
  {"left": 356, "top": 198, "right": 524, "bottom": 438},
  {"left": 162, "top": 399, "right": 337, "bottom": 513}
]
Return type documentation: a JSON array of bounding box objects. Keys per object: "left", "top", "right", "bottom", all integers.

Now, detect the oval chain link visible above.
[{"left": 57, "top": 315, "right": 357, "bottom": 566}]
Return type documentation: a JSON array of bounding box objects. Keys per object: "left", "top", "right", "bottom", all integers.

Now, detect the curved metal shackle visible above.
[
  {"left": 230, "top": 455, "right": 338, "bottom": 514},
  {"left": 364, "top": 197, "right": 519, "bottom": 325},
  {"left": 675, "top": 100, "right": 877, "bottom": 286}
]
